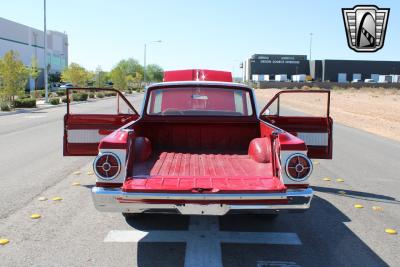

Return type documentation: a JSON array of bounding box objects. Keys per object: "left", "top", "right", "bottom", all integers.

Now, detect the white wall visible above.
[{"left": 0, "top": 17, "right": 68, "bottom": 73}]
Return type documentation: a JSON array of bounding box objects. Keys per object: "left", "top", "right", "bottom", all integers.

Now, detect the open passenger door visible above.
[
  {"left": 260, "top": 90, "right": 332, "bottom": 159},
  {"left": 63, "top": 88, "right": 139, "bottom": 156}
]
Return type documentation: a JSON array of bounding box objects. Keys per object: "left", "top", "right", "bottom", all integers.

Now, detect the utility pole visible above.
[
  {"left": 309, "top": 33, "right": 313, "bottom": 61},
  {"left": 143, "top": 43, "right": 147, "bottom": 84},
  {"left": 44, "top": 0, "right": 48, "bottom": 102},
  {"left": 143, "top": 40, "right": 162, "bottom": 85}
]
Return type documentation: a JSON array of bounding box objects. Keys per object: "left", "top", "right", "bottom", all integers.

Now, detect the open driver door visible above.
[
  {"left": 63, "top": 88, "right": 139, "bottom": 156},
  {"left": 260, "top": 90, "right": 333, "bottom": 159}
]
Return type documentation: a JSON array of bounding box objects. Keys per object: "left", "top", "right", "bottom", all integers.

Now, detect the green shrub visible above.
[
  {"left": 49, "top": 98, "right": 60, "bottom": 105},
  {"left": 89, "top": 93, "right": 95, "bottom": 98},
  {"left": 61, "top": 97, "right": 69, "bottom": 103},
  {"left": 72, "top": 93, "right": 88, "bottom": 101},
  {"left": 20, "top": 94, "right": 31, "bottom": 99},
  {"left": 56, "top": 90, "right": 66, "bottom": 96},
  {"left": 104, "top": 91, "right": 117, "bottom": 97},
  {"left": 13, "top": 98, "right": 37, "bottom": 108},
  {"left": 96, "top": 93, "right": 104, "bottom": 98},
  {"left": 72, "top": 93, "right": 79, "bottom": 101},
  {"left": 1, "top": 102, "right": 11, "bottom": 111},
  {"left": 80, "top": 92, "right": 88, "bottom": 101}
]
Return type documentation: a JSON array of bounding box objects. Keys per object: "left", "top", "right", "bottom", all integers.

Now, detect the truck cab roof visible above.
[
  {"left": 147, "top": 80, "right": 251, "bottom": 90},
  {"left": 163, "top": 69, "right": 233, "bottom": 82}
]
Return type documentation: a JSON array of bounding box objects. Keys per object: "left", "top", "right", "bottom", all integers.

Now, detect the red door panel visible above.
[
  {"left": 64, "top": 114, "right": 138, "bottom": 156},
  {"left": 63, "top": 88, "right": 139, "bottom": 156},
  {"left": 260, "top": 90, "right": 333, "bottom": 159},
  {"left": 263, "top": 115, "right": 333, "bottom": 158}
]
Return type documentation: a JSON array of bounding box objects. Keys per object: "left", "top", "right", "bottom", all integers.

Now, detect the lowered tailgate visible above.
[{"left": 122, "top": 176, "right": 286, "bottom": 194}]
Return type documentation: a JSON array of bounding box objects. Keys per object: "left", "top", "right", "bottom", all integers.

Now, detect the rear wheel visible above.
[
  {"left": 255, "top": 213, "right": 279, "bottom": 220},
  {"left": 122, "top": 212, "right": 142, "bottom": 219}
]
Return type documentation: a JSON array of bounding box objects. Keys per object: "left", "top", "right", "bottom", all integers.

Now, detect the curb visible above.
[
  {"left": 0, "top": 92, "right": 143, "bottom": 117},
  {"left": 0, "top": 103, "right": 61, "bottom": 117}
]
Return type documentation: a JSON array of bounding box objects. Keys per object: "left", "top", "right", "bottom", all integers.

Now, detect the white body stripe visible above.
[
  {"left": 297, "top": 132, "right": 328, "bottom": 146},
  {"left": 67, "top": 129, "right": 105, "bottom": 143}
]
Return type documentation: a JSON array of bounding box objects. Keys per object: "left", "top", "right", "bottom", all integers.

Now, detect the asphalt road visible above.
[{"left": 0, "top": 94, "right": 399, "bottom": 267}]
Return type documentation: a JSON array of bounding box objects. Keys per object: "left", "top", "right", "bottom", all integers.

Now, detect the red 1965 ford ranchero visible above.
[{"left": 63, "top": 69, "right": 333, "bottom": 217}]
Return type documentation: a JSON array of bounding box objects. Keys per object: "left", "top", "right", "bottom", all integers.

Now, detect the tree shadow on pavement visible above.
[
  {"left": 122, "top": 196, "right": 389, "bottom": 267},
  {"left": 313, "top": 185, "right": 400, "bottom": 204}
]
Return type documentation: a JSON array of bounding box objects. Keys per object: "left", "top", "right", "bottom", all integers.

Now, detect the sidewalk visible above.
[
  {"left": 0, "top": 99, "right": 60, "bottom": 117},
  {"left": 0, "top": 92, "right": 142, "bottom": 117}
]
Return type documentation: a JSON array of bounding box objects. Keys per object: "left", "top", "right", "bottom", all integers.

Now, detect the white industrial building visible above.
[{"left": 0, "top": 17, "right": 68, "bottom": 89}]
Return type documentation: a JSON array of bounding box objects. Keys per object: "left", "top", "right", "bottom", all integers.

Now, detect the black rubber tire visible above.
[
  {"left": 122, "top": 212, "right": 142, "bottom": 219},
  {"left": 255, "top": 213, "right": 279, "bottom": 220}
]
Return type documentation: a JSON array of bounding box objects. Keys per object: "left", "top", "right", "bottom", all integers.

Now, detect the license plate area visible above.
[{"left": 176, "top": 203, "right": 229, "bottom": 215}]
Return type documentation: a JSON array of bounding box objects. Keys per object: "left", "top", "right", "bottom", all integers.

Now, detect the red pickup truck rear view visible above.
[{"left": 63, "top": 69, "right": 333, "bottom": 217}]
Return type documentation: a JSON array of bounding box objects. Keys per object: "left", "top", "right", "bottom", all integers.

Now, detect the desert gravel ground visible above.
[{"left": 255, "top": 88, "right": 400, "bottom": 142}]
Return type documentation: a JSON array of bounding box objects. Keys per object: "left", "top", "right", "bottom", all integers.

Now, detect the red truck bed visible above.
[{"left": 123, "top": 152, "right": 284, "bottom": 193}]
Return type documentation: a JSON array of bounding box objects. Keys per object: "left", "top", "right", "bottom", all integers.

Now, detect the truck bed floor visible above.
[{"left": 132, "top": 151, "right": 273, "bottom": 178}]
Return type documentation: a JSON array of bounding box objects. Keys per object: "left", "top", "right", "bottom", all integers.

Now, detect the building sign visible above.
[
  {"left": 259, "top": 59, "right": 301, "bottom": 64},
  {"left": 252, "top": 54, "right": 307, "bottom": 61},
  {"left": 251, "top": 54, "right": 306, "bottom": 65},
  {"left": 248, "top": 54, "right": 310, "bottom": 77}
]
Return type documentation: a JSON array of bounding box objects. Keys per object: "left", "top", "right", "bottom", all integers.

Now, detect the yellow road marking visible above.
[
  {"left": 30, "top": 214, "right": 41, "bottom": 219},
  {"left": 385, "top": 228, "right": 397, "bottom": 235},
  {"left": 0, "top": 239, "right": 9, "bottom": 245}
]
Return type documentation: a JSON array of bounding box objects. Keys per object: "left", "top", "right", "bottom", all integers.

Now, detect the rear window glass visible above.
[{"left": 146, "top": 87, "right": 253, "bottom": 116}]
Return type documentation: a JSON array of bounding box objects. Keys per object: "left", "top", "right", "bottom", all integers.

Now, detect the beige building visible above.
[{"left": 0, "top": 17, "right": 68, "bottom": 89}]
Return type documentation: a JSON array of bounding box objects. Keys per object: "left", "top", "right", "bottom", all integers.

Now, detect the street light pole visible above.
[
  {"left": 44, "top": 0, "right": 48, "bottom": 102},
  {"left": 309, "top": 33, "right": 313, "bottom": 61},
  {"left": 143, "top": 43, "right": 147, "bottom": 84},
  {"left": 143, "top": 40, "right": 162, "bottom": 85}
]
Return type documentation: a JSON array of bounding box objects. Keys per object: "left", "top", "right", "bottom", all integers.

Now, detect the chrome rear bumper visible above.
[{"left": 91, "top": 187, "right": 313, "bottom": 216}]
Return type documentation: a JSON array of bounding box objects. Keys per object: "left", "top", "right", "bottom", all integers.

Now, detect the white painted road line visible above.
[
  {"left": 104, "top": 216, "right": 302, "bottom": 267},
  {"left": 104, "top": 229, "right": 301, "bottom": 244},
  {"left": 23, "top": 115, "right": 46, "bottom": 119},
  {"left": 185, "top": 216, "right": 223, "bottom": 267}
]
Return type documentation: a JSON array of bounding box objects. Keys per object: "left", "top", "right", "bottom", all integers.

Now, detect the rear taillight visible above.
[
  {"left": 285, "top": 153, "right": 313, "bottom": 181},
  {"left": 93, "top": 152, "right": 121, "bottom": 180}
]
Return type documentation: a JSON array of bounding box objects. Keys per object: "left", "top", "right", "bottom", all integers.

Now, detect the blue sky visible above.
[{"left": 1, "top": 0, "right": 399, "bottom": 76}]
